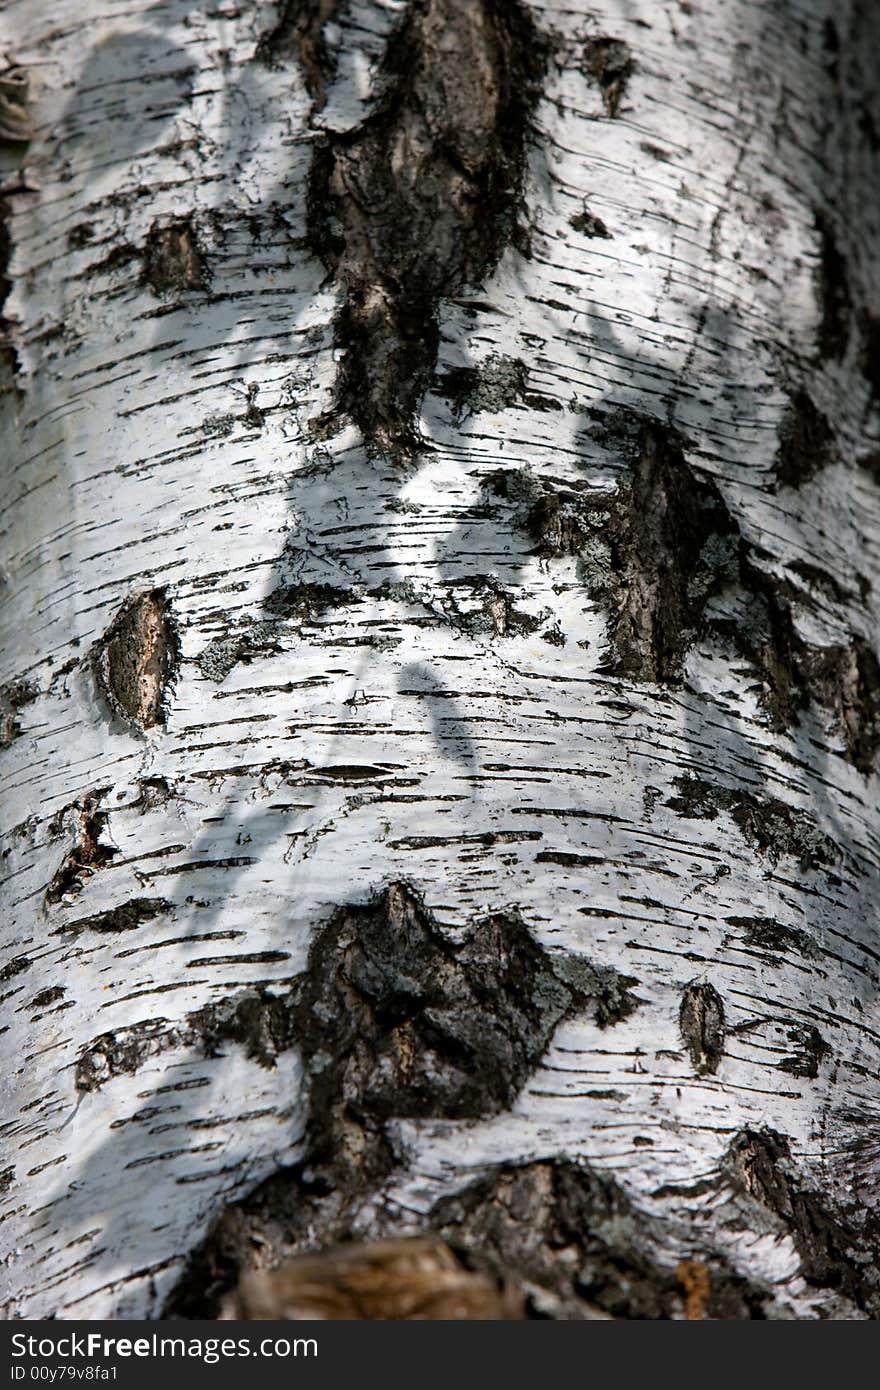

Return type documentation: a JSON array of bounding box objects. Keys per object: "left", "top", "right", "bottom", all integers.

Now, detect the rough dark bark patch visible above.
[
  {"left": 165, "top": 884, "right": 641, "bottom": 1318},
  {"left": 430, "top": 1160, "right": 766, "bottom": 1319},
  {"left": 45, "top": 790, "right": 119, "bottom": 906},
  {"left": 264, "top": 581, "right": 357, "bottom": 620},
  {"left": 596, "top": 423, "right": 738, "bottom": 682},
  {"left": 724, "top": 1129, "right": 880, "bottom": 1314},
  {"left": 0, "top": 955, "right": 32, "bottom": 985},
  {"left": 291, "top": 881, "right": 626, "bottom": 1182},
  {"left": 775, "top": 389, "right": 833, "bottom": 488},
  {"left": 490, "top": 414, "right": 878, "bottom": 767},
  {"left": 582, "top": 37, "right": 633, "bottom": 118},
  {"left": 860, "top": 311, "right": 880, "bottom": 398},
  {"left": 92, "top": 589, "right": 180, "bottom": 730},
  {"left": 679, "top": 981, "right": 725, "bottom": 1075},
  {"left": 168, "top": 1156, "right": 768, "bottom": 1321},
  {"left": 143, "top": 218, "right": 206, "bottom": 297},
  {"left": 666, "top": 776, "right": 841, "bottom": 875},
  {"left": 198, "top": 585, "right": 359, "bottom": 683},
  {"left": 805, "top": 638, "right": 880, "bottom": 774},
  {"left": 29, "top": 986, "right": 65, "bottom": 1010},
  {"left": 0, "top": 677, "right": 39, "bottom": 748},
  {"left": 307, "top": 0, "right": 546, "bottom": 457}
]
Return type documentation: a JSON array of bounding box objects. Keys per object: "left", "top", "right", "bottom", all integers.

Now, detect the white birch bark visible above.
[{"left": 1, "top": 0, "right": 879, "bottom": 1319}]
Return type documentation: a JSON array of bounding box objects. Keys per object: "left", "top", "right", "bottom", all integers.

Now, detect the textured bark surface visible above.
[{"left": 1, "top": 0, "right": 880, "bottom": 1320}]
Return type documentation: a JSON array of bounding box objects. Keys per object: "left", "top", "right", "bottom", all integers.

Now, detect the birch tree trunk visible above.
[{"left": 2, "top": 0, "right": 880, "bottom": 1321}]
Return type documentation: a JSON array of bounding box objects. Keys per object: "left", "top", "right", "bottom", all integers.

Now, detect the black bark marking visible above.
[
  {"left": 679, "top": 981, "right": 725, "bottom": 1075},
  {"left": 596, "top": 423, "right": 737, "bottom": 683},
  {"left": 0, "top": 677, "right": 39, "bottom": 749},
  {"left": 775, "top": 389, "right": 833, "bottom": 488},
  {"left": 569, "top": 206, "right": 611, "bottom": 238},
  {"left": 30, "top": 986, "right": 65, "bottom": 1009},
  {"left": 54, "top": 897, "right": 172, "bottom": 936},
  {"left": 815, "top": 214, "right": 851, "bottom": 360},
  {"left": 264, "top": 581, "right": 357, "bottom": 620},
  {"left": 726, "top": 915, "right": 816, "bottom": 958},
  {"left": 725, "top": 1130, "right": 880, "bottom": 1314},
  {"left": 859, "top": 310, "right": 880, "bottom": 399},
  {"left": 256, "top": 0, "right": 339, "bottom": 101},
  {"left": 45, "top": 790, "right": 119, "bottom": 906},
  {"left": 804, "top": 638, "right": 880, "bottom": 775},
  {"left": 440, "top": 575, "right": 542, "bottom": 639},
  {"left": 143, "top": 218, "right": 206, "bottom": 297},
  {"left": 667, "top": 776, "right": 840, "bottom": 875},
  {"left": 92, "top": 589, "right": 180, "bottom": 730},
  {"left": 0, "top": 955, "right": 32, "bottom": 984},
  {"left": 493, "top": 422, "right": 739, "bottom": 684},
  {"left": 777, "top": 1024, "right": 829, "bottom": 1080},
  {"left": 491, "top": 415, "right": 878, "bottom": 766},
  {"left": 307, "top": 0, "right": 547, "bottom": 457},
  {"left": 582, "top": 37, "right": 634, "bottom": 118},
  {"left": 188, "top": 988, "right": 297, "bottom": 1070},
  {"left": 0, "top": 195, "right": 20, "bottom": 386},
  {"left": 75, "top": 986, "right": 299, "bottom": 1094}
]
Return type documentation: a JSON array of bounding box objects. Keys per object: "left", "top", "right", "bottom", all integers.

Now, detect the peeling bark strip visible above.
[
  {"left": 679, "top": 982, "right": 725, "bottom": 1076},
  {"left": 91, "top": 589, "right": 180, "bottom": 730},
  {"left": 307, "top": 0, "right": 546, "bottom": 455}
]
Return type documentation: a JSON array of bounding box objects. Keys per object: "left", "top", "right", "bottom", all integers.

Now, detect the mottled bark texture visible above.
[{"left": 2, "top": 0, "right": 880, "bottom": 1322}]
